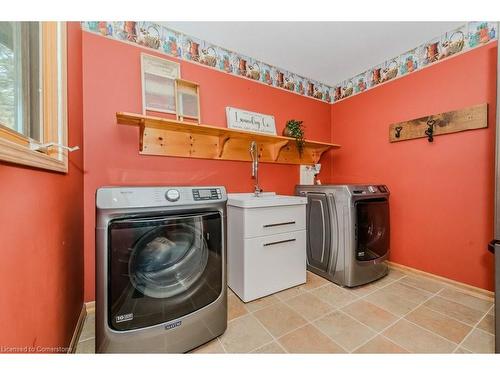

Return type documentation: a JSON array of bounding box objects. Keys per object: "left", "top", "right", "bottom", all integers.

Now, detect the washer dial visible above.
[{"left": 165, "top": 189, "right": 180, "bottom": 202}]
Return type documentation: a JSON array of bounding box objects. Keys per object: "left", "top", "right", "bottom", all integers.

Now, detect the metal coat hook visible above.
[
  {"left": 394, "top": 126, "right": 403, "bottom": 138},
  {"left": 425, "top": 119, "right": 435, "bottom": 142}
]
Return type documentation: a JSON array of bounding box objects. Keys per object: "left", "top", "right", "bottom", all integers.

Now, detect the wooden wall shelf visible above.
[{"left": 117, "top": 112, "right": 340, "bottom": 165}]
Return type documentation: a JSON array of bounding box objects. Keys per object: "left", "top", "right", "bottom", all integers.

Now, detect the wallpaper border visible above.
[{"left": 81, "top": 21, "right": 498, "bottom": 105}]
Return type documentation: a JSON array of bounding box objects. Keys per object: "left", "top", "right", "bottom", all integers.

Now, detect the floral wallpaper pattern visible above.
[
  {"left": 81, "top": 21, "right": 497, "bottom": 104},
  {"left": 332, "top": 22, "right": 497, "bottom": 102}
]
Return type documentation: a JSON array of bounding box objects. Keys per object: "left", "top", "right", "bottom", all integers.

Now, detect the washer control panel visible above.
[
  {"left": 377, "top": 185, "right": 388, "bottom": 193},
  {"left": 192, "top": 188, "right": 222, "bottom": 201},
  {"left": 97, "top": 186, "right": 227, "bottom": 209},
  {"left": 351, "top": 185, "right": 389, "bottom": 195}
]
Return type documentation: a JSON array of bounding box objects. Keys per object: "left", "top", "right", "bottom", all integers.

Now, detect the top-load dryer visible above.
[{"left": 295, "top": 184, "right": 390, "bottom": 287}]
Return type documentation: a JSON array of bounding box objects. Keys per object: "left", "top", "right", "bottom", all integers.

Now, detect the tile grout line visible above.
[
  {"left": 407, "top": 300, "right": 477, "bottom": 329},
  {"left": 212, "top": 269, "right": 490, "bottom": 354},
  {"left": 249, "top": 339, "right": 285, "bottom": 354},
  {"left": 108, "top": 270, "right": 471, "bottom": 354},
  {"left": 220, "top": 312, "right": 275, "bottom": 353},
  {"left": 377, "top": 333, "right": 413, "bottom": 353},
  {"left": 368, "top": 288, "right": 477, "bottom": 354},
  {"left": 453, "top": 303, "right": 496, "bottom": 353},
  {"left": 336, "top": 311, "right": 394, "bottom": 353},
  {"left": 232, "top": 269, "right": 407, "bottom": 318},
  {"left": 368, "top": 275, "right": 493, "bottom": 338},
  {"left": 381, "top": 284, "right": 487, "bottom": 353},
  {"left": 271, "top": 273, "right": 409, "bottom": 353},
  {"left": 398, "top": 318, "right": 462, "bottom": 349},
  {"left": 245, "top": 277, "right": 371, "bottom": 353},
  {"left": 387, "top": 265, "right": 495, "bottom": 301},
  {"left": 470, "top": 304, "right": 496, "bottom": 337},
  {"left": 251, "top": 286, "right": 348, "bottom": 351},
  {"left": 429, "top": 290, "right": 494, "bottom": 315},
  {"left": 77, "top": 336, "right": 95, "bottom": 344},
  {"left": 417, "top": 294, "right": 492, "bottom": 329},
  {"left": 373, "top": 286, "right": 453, "bottom": 353},
  {"left": 380, "top": 280, "right": 484, "bottom": 334},
  {"left": 342, "top": 280, "right": 436, "bottom": 353},
  {"left": 311, "top": 281, "right": 405, "bottom": 353},
  {"left": 269, "top": 305, "right": 351, "bottom": 353},
  {"left": 396, "top": 270, "right": 494, "bottom": 303},
  {"left": 226, "top": 271, "right": 491, "bottom": 354},
  {"left": 85, "top": 269, "right": 490, "bottom": 354},
  {"left": 400, "top": 278, "right": 490, "bottom": 304},
  {"left": 215, "top": 336, "right": 227, "bottom": 354},
  {"left": 487, "top": 304, "right": 495, "bottom": 315},
  {"left": 248, "top": 313, "right": 289, "bottom": 353},
  {"left": 280, "top": 295, "right": 354, "bottom": 352}
]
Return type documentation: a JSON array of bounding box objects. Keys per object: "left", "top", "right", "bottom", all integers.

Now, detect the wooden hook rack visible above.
[
  {"left": 389, "top": 103, "right": 487, "bottom": 143},
  {"left": 117, "top": 112, "right": 340, "bottom": 165}
]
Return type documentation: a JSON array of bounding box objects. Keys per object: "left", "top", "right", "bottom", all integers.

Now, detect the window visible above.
[{"left": 0, "top": 22, "right": 68, "bottom": 173}]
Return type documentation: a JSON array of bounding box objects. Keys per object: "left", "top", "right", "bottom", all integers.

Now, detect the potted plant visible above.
[{"left": 283, "top": 119, "right": 305, "bottom": 157}]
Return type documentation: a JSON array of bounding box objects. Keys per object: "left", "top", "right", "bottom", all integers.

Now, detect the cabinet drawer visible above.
[
  {"left": 241, "top": 205, "right": 306, "bottom": 238},
  {"left": 243, "top": 230, "right": 306, "bottom": 301}
]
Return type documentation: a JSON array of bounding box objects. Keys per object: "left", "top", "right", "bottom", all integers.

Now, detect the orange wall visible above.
[
  {"left": 331, "top": 43, "right": 497, "bottom": 290},
  {"left": 0, "top": 23, "right": 84, "bottom": 351},
  {"left": 82, "top": 32, "right": 333, "bottom": 301}
]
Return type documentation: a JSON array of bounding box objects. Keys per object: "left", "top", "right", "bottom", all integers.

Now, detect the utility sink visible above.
[
  {"left": 227, "top": 192, "right": 307, "bottom": 302},
  {"left": 227, "top": 192, "right": 307, "bottom": 208}
]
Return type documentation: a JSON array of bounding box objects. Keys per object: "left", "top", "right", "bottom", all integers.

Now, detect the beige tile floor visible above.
[
  {"left": 75, "top": 312, "right": 95, "bottom": 353},
  {"left": 75, "top": 267, "right": 496, "bottom": 354}
]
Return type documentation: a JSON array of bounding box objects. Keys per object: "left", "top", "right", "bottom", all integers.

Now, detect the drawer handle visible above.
[
  {"left": 263, "top": 221, "right": 296, "bottom": 228},
  {"left": 263, "top": 238, "right": 296, "bottom": 247}
]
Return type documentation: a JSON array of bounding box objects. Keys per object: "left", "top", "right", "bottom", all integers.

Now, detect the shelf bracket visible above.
[
  {"left": 312, "top": 146, "right": 330, "bottom": 164},
  {"left": 139, "top": 118, "right": 146, "bottom": 152},
  {"left": 271, "top": 140, "right": 290, "bottom": 162},
  {"left": 217, "top": 135, "right": 230, "bottom": 158}
]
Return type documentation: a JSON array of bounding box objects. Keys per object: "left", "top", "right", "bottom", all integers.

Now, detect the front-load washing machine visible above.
[
  {"left": 96, "top": 186, "right": 227, "bottom": 353},
  {"left": 295, "top": 184, "right": 389, "bottom": 287}
]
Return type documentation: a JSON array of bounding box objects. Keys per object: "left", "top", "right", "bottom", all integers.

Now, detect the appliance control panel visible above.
[
  {"left": 377, "top": 185, "right": 388, "bottom": 193},
  {"left": 96, "top": 186, "right": 227, "bottom": 209},
  {"left": 351, "top": 185, "right": 389, "bottom": 195},
  {"left": 192, "top": 188, "right": 223, "bottom": 201}
]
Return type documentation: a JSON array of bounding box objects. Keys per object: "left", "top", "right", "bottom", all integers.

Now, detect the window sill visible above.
[{"left": 0, "top": 136, "right": 68, "bottom": 173}]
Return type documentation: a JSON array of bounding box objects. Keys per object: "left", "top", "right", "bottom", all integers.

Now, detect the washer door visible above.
[
  {"left": 107, "top": 212, "right": 223, "bottom": 331},
  {"left": 355, "top": 198, "right": 390, "bottom": 261},
  {"left": 129, "top": 218, "right": 208, "bottom": 299}
]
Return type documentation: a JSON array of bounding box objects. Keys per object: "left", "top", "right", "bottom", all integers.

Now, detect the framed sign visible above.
[
  {"left": 141, "top": 53, "right": 180, "bottom": 114},
  {"left": 225, "top": 107, "right": 276, "bottom": 135}
]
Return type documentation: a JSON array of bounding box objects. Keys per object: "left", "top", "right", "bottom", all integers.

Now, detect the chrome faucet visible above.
[{"left": 249, "top": 141, "right": 262, "bottom": 196}]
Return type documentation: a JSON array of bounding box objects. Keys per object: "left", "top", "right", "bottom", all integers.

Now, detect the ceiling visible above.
[{"left": 160, "top": 22, "right": 464, "bottom": 86}]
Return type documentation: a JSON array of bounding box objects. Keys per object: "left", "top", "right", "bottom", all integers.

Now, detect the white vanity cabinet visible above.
[{"left": 227, "top": 193, "right": 307, "bottom": 302}]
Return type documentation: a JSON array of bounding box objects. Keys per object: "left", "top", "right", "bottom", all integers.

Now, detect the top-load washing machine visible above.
[
  {"left": 295, "top": 184, "right": 390, "bottom": 287},
  {"left": 95, "top": 186, "right": 227, "bottom": 353}
]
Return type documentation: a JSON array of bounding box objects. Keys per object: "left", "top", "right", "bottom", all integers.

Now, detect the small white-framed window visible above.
[{"left": 0, "top": 21, "right": 70, "bottom": 173}]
